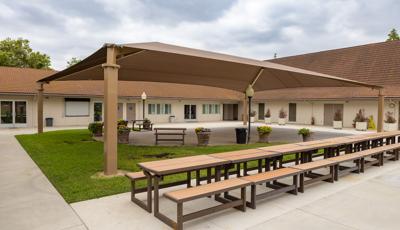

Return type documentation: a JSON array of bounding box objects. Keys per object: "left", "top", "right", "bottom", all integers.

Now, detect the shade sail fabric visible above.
[{"left": 38, "top": 42, "right": 381, "bottom": 92}]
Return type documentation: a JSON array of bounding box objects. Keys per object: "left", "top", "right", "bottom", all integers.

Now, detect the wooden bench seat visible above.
[
  {"left": 154, "top": 128, "right": 187, "bottom": 145},
  {"left": 161, "top": 178, "right": 250, "bottom": 230},
  {"left": 126, "top": 172, "right": 152, "bottom": 212},
  {"left": 355, "top": 143, "right": 400, "bottom": 171},
  {"left": 326, "top": 153, "right": 363, "bottom": 180},
  {"left": 290, "top": 159, "right": 336, "bottom": 193},
  {"left": 241, "top": 168, "right": 301, "bottom": 209}
]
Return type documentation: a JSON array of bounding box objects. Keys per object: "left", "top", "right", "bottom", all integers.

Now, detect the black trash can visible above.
[
  {"left": 45, "top": 117, "right": 53, "bottom": 127},
  {"left": 235, "top": 128, "right": 247, "bottom": 144}
]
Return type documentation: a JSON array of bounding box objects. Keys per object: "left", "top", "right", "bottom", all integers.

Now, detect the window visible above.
[
  {"left": 202, "top": 104, "right": 220, "bottom": 114},
  {"left": 148, "top": 104, "right": 171, "bottom": 115},
  {"left": 94, "top": 102, "right": 102, "bottom": 122},
  {"left": 65, "top": 98, "right": 90, "bottom": 117}
]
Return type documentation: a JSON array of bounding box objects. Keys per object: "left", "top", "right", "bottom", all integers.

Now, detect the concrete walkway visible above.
[
  {"left": 71, "top": 160, "right": 400, "bottom": 230},
  {"left": 0, "top": 129, "right": 87, "bottom": 230}
]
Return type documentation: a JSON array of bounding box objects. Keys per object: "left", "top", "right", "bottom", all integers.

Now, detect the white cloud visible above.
[{"left": 0, "top": 0, "right": 398, "bottom": 69}]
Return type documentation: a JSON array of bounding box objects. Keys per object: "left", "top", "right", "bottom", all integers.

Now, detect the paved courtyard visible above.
[{"left": 130, "top": 121, "right": 367, "bottom": 146}]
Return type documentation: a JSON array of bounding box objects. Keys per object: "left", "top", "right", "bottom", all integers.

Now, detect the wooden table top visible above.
[
  {"left": 257, "top": 140, "right": 340, "bottom": 154},
  {"left": 138, "top": 155, "right": 229, "bottom": 175},
  {"left": 210, "top": 148, "right": 281, "bottom": 163}
]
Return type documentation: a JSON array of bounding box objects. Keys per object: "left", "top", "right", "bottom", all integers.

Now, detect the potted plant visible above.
[
  {"left": 353, "top": 109, "right": 368, "bottom": 131},
  {"left": 257, "top": 126, "right": 272, "bottom": 143},
  {"left": 264, "top": 109, "right": 271, "bottom": 124},
  {"left": 143, "top": 118, "right": 152, "bottom": 130},
  {"left": 117, "top": 120, "right": 130, "bottom": 143},
  {"left": 195, "top": 127, "right": 211, "bottom": 146},
  {"left": 88, "top": 122, "right": 103, "bottom": 137},
  {"left": 278, "top": 108, "right": 287, "bottom": 125},
  {"left": 298, "top": 128, "right": 312, "bottom": 142},
  {"left": 333, "top": 109, "right": 343, "bottom": 129},
  {"left": 250, "top": 111, "right": 257, "bottom": 123},
  {"left": 384, "top": 111, "right": 397, "bottom": 131}
]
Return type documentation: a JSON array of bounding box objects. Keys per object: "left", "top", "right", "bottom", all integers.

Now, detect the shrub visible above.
[
  {"left": 88, "top": 122, "right": 103, "bottom": 134},
  {"left": 195, "top": 127, "right": 211, "bottom": 134},
  {"left": 279, "top": 108, "right": 287, "bottom": 118},
  {"left": 265, "top": 109, "right": 271, "bottom": 118},
  {"left": 334, "top": 109, "right": 342, "bottom": 121},
  {"left": 368, "top": 115, "right": 376, "bottom": 129},
  {"left": 117, "top": 119, "right": 128, "bottom": 126},
  {"left": 311, "top": 116, "right": 315, "bottom": 125},
  {"left": 353, "top": 109, "right": 368, "bottom": 122},
  {"left": 298, "top": 128, "right": 312, "bottom": 137},
  {"left": 385, "top": 112, "right": 397, "bottom": 123},
  {"left": 118, "top": 125, "right": 130, "bottom": 133},
  {"left": 250, "top": 111, "right": 257, "bottom": 117},
  {"left": 257, "top": 126, "right": 272, "bottom": 134}
]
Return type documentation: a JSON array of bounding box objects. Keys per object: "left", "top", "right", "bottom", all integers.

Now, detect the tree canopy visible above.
[
  {"left": 66, "top": 57, "right": 82, "bottom": 67},
  {"left": 387, "top": 28, "right": 400, "bottom": 41},
  {"left": 0, "top": 38, "right": 51, "bottom": 69}
]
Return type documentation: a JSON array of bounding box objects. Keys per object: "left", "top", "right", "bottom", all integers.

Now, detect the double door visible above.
[
  {"left": 0, "top": 101, "right": 27, "bottom": 127},
  {"left": 184, "top": 105, "right": 196, "bottom": 120}
]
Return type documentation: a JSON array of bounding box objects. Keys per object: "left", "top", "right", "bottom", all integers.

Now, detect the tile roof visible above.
[{"left": 257, "top": 40, "right": 400, "bottom": 100}]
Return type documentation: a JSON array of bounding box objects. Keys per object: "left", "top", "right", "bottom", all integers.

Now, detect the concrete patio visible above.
[{"left": 71, "top": 159, "right": 400, "bottom": 230}]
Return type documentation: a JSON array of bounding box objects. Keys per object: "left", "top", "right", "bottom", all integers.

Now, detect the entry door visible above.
[
  {"left": 324, "top": 104, "right": 344, "bottom": 126},
  {"left": 126, "top": 103, "right": 136, "bottom": 121},
  {"left": 258, "top": 103, "right": 265, "bottom": 120},
  {"left": 223, "top": 104, "right": 238, "bottom": 121},
  {"left": 289, "top": 103, "right": 297, "bottom": 122},
  {"left": 184, "top": 105, "right": 196, "bottom": 120},
  {"left": 0, "top": 101, "right": 27, "bottom": 127},
  {"left": 117, "top": 103, "right": 123, "bottom": 120}
]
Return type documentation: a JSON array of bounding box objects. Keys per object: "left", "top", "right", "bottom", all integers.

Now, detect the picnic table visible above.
[{"left": 138, "top": 155, "right": 230, "bottom": 218}]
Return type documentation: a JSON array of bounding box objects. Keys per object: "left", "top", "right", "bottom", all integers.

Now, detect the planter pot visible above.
[
  {"left": 264, "top": 117, "right": 271, "bottom": 124},
  {"left": 384, "top": 123, "right": 398, "bottom": 131},
  {"left": 118, "top": 129, "right": 130, "bottom": 144},
  {"left": 355, "top": 122, "right": 368, "bottom": 131},
  {"left": 143, "top": 122, "right": 151, "bottom": 130},
  {"left": 302, "top": 135, "right": 311, "bottom": 142},
  {"left": 93, "top": 129, "right": 103, "bottom": 137},
  {"left": 278, "top": 118, "right": 286, "bottom": 125},
  {"left": 197, "top": 132, "right": 211, "bottom": 146},
  {"left": 250, "top": 117, "right": 255, "bottom": 123},
  {"left": 258, "top": 133, "right": 270, "bottom": 143},
  {"left": 333, "top": 121, "right": 343, "bottom": 129}
]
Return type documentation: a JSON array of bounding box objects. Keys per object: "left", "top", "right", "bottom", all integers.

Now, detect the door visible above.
[
  {"left": 93, "top": 102, "right": 102, "bottom": 122},
  {"left": 324, "top": 104, "right": 344, "bottom": 126},
  {"left": 289, "top": 103, "right": 297, "bottom": 122},
  {"left": 117, "top": 103, "right": 123, "bottom": 120},
  {"left": 258, "top": 103, "right": 265, "bottom": 120},
  {"left": 223, "top": 104, "right": 239, "bottom": 121},
  {"left": 0, "top": 101, "right": 13, "bottom": 126},
  {"left": 0, "top": 101, "right": 27, "bottom": 127},
  {"left": 126, "top": 103, "right": 136, "bottom": 121},
  {"left": 184, "top": 105, "right": 196, "bottom": 120}
]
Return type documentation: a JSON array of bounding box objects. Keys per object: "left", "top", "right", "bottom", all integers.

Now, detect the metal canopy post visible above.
[
  {"left": 37, "top": 83, "right": 44, "bottom": 134},
  {"left": 102, "top": 45, "right": 120, "bottom": 175},
  {"left": 377, "top": 89, "right": 385, "bottom": 132}
]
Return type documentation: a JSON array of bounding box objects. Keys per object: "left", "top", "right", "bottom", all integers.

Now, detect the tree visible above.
[
  {"left": 66, "top": 57, "right": 82, "bottom": 67},
  {"left": 387, "top": 28, "right": 400, "bottom": 41},
  {"left": 0, "top": 38, "right": 51, "bottom": 69}
]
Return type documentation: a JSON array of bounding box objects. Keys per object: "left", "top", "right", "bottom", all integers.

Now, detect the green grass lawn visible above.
[{"left": 16, "top": 129, "right": 286, "bottom": 203}]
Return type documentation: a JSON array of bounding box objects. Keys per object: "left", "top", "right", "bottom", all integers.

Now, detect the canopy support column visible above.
[
  {"left": 37, "top": 83, "right": 44, "bottom": 134},
  {"left": 377, "top": 89, "right": 385, "bottom": 132},
  {"left": 242, "top": 96, "right": 247, "bottom": 125},
  {"left": 102, "top": 45, "right": 120, "bottom": 175}
]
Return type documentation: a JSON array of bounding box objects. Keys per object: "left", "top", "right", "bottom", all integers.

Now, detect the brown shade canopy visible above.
[{"left": 38, "top": 42, "right": 381, "bottom": 91}]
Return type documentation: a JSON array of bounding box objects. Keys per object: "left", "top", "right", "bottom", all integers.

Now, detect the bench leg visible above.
[
  {"left": 292, "top": 175, "right": 298, "bottom": 195},
  {"left": 334, "top": 164, "right": 339, "bottom": 181},
  {"left": 177, "top": 203, "right": 183, "bottom": 230},
  {"left": 243, "top": 162, "right": 248, "bottom": 176},
  {"left": 236, "top": 163, "right": 241, "bottom": 177},
  {"left": 299, "top": 173, "right": 304, "bottom": 193},
  {"left": 240, "top": 187, "right": 247, "bottom": 212},
  {"left": 130, "top": 175, "right": 152, "bottom": 213},
  {"left": 196, "top": 170, "right": 201, "bottom": 186},
  {"left": 360, "top": 158, "right": 365, "bottom": 173},
  {"left": 248, "top": 184, "right": 257, "bottom": 209},
  {"left": 329, "top": 166, "right": 335, "bottom": 183}
]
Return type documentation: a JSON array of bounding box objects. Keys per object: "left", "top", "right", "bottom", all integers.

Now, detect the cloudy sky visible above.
[{"left": 0, "top": 0, "right": 399, "bottom": 70}]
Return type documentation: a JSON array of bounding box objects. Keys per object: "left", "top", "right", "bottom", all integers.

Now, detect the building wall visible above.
[{"left": 255, "top": 99, "right": 399, "bottom": 128}]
